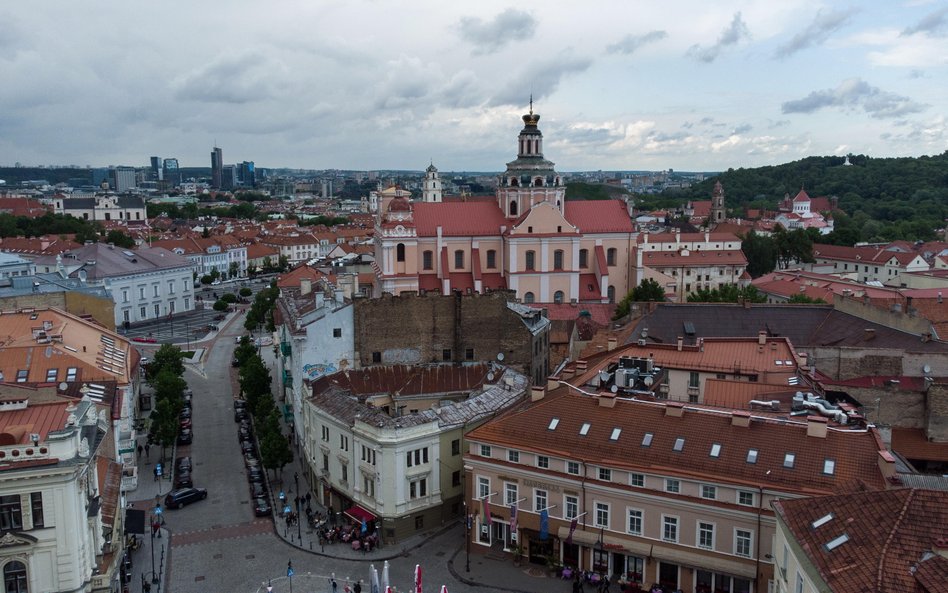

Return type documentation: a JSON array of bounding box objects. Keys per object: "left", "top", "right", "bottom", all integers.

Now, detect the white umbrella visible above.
[
  {"left": 382, "top": 561, "right": 390, "bottom": 592},
  {"left": 371, "top": 565, "right": 380, "bottom": 593}
]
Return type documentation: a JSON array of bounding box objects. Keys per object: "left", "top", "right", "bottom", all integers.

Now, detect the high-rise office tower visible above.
[
  {"left": 211, "top": 146, "right": 223, "bottom": 188},
  {"left": 150, "top": 156, "right": 163, "bottom": 181},
  {"left": 237, "top": 161, "right": 255, "bottom": 187},
  {"left": 221, "top": 164, "right": 238, "bottom": 190},
  {"left": 163, "top": 158, "right": 180, "bottom": 187}
]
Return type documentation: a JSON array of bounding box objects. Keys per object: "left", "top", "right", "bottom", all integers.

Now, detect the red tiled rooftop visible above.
[
  {"left": 643, "top": 249, "right": 748, "bottom": 267},
  {"left": 563, "top": 200, "right": 634, "bottom": 233},
  {"left": 412, "top": 202, "right": 508, "bottom": 237},
  {"left": 891, "top": 427, "right": 948, "bottom": 462}
]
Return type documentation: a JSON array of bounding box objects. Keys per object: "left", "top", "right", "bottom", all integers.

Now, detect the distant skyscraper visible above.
[
  {"left": 222, "top": 165, "right": 238, "bottom": 190},
  {"left": 163, "top": 158, "right": 180, "bottom": 187},
  {"left": 238, "top": 161, "right": 255, "bottom": 187},
  {"left": 112, "top": 166, "right": 137, "bottom": 192},
  {"left": 211, "top": 146, "right": 223, "bottom": 188},
  {"left": 150, "top": 156, "right": 163, "bottom": 181}
]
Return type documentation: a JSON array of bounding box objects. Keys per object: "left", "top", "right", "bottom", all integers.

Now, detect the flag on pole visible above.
[
  {"left": 361, "top": 519, "right": 368, "bottom": 534},
  {"left": 539, "top": 509, "right": 549, "bottom": 541},
  {"left": 414, "top": 564, "right": 422, "bottom": 593},
  {"left": 287, "top": 560, "right": 294, "bottom": 577},
  {"left": 566, "top": 518, "right": 578, "bottom": 545},
  {"left": 481, "top": 496, "right": 491, "bottom": 528},
  {"left": 509, "top": 503, "right": 518, "bottom": 540}
]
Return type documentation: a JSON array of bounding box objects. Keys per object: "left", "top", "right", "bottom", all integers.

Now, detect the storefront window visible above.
[
  {"left": 593, "top": 548, "right": 609, "bottom": 573},
  {"left": 659, "top": 562, "right": 679, "bottom": 591}
]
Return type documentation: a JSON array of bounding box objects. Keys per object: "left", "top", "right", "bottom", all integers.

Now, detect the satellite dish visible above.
[
  {"left": 487, "top": 372, "right": 495, "bottom": 381},
  {"left": 58, "top": 382, "right": 68, "bottom": 391},
  {"left": 496, "top": 353, "right": 505, "bottom": 362},
  {"left": 610, "top": 385, "right": 619, "bottom": 394},
  {"left": 923, "top": 365, "right": 932, "bottom": 374},
  {"left": 644, "top": 376, "right": 654, "bottom": 386}
]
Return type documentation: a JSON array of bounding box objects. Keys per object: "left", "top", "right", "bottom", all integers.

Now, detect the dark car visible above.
[
  {"left": 247, "top": 466, "right": 264, "bottom": 483},
  {"left": 177, "top": 429, "right": 193, "bottom": 445},
  {"left": 179, "top": 407, "right": 192, "bottom": 420},
  {"left": 234, "top": 408, "right": 248, "bottom": 422},
  {"left": 174, "top": 470, "right": 193, "bottom": 489},
  {"left": 244, "top": 452, "right": 260, "bottom": 468},
  {"left": 179, "top": 417, "right": 192, "bottom": 430},
  {"left": 176, "top": 456, "right": 192, "bottom": 473},
  {"left": 238, "top": 424, "right": 252, "bottom": 441},
  {"left": 253, "top": 497, "right": 272, "bottom": 517},
  {"left": 213, "top": 314, "right": 226, "bottom": 321},
  {"left": 234, "top": 399, "right": 247, "bottom": 411},
  {"left": 231, "top": 357, "right": 240, "bottom": 367},
  {"left": 240, "top": 440, "right": 255, "bottom": 455},
  {"left": 249, "top": 482, "right": 266, "bottom": 498},
  {"left": 164, "top": 487, "right": 208, "bottom": 509}
]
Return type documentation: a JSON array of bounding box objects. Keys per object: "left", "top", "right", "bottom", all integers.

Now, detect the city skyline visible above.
[{"left": 1, "top": 1, "right": 946, "bottom": 172}]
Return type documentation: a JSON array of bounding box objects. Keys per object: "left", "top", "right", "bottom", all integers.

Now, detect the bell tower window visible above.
[{"left": 510, "top": 201, "right": 518, "bottom": 216}]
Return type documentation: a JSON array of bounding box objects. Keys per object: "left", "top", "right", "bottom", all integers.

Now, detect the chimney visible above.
[
  {"left": 676, "top": 336, "right": 683, "bottom": 351},
  {"left": 598, "top": 393, "right": 616, "bottom": 408},
  {"left": 530, "top": 385, "right": 546, "bottom": 402},
  {"left": 877, "top": 450, "right": 896, "bottom": 481},
  {"left": 665, "top": 401, "right": 684, "bottom": 417},
  {"left": 575, "top": 360, "right": 588, "bottom": 373},
  {"left": 758, "top": 331, "right": 766, "bottom": 346},
  {"left": 607, "top": 337, "right": 617, "bottom": 351},
  {"left": 300, "top": 278, "right": 312, "bottom": 295},
  {"left": 806, "top": 415, "right": 828, "bottom": 438},
  {"left": 731, "top": 410, "right": 751, "bottom": 427}
]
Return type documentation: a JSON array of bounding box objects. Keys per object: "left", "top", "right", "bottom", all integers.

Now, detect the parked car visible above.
[
  {"left": 231, "top": 357, "right": 240, "bottom": 367},
  {"left": 249, "top": 482, "right": 266, "bottom": 498},
  {"left": 240, "top": 440, "right": 255, "bottom": 455},
  {"left": 176, "top": 456, "right": 192, "bottom": 473},
  {"left": 164, "top": 487, "right": 207, "bottom": 509},
  {"left": 179, "top": 417, "right": 192, "bottom": 430},
  {"left": 213, "top": 314, "right": 226, "bottom": 321},
  {"left": 180, "top": 407, "right": 192, "bottom": 420},
  {"left": 234, "top": 399, "right": 247, "bottom": 411},
  {"left": 234, "top": 408, "right": 248, "bottom": 422},
  {"left": 174, "top": 470, "right": 193, "bottom": 489},
  {"left": 247, "top": 466, "right": 264, "bottom": 483},
  {"left": 243, "top": 452, "right": 259, "bottom": 468},
  {"left": 253, "top": 497, "right": 272, "bottom": 517},
  {"left": 177, "top": 429, "right": 193, "bottom": 445}
]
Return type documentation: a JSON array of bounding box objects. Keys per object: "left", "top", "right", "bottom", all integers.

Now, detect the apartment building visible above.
[
  {"left": 464, "top": 377, "right": 892, "bottom": 593},
  {"left": 810, "top": 244, "right": 930, "bottom": 284},
  {"left": 53, "top": 194, "right": 146, "bottom": 223},
  {"left": 636, "top": 231, "right": 748, "bottom": 301},
  {"left": 301, "top": 365, "right": 528, "bottom": 542},
  {"left": 152, "top": 235, "right": 248, "bottom": 279},
  {"left": 0, "top": 396, "right": 125, "bottom": 592}
]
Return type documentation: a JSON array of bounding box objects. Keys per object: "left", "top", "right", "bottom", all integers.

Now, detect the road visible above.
[{"left": 129, "top": 311, "right": 565, "bottom": 593}]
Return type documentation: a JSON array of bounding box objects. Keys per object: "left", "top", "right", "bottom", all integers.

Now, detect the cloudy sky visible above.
[{"left": 1, "top": 0, "right": 946, "bottom": 172}]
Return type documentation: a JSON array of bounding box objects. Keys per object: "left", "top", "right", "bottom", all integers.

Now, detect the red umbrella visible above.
[{"left": 414, "top": 564, "right": 422, "bottom": 593}]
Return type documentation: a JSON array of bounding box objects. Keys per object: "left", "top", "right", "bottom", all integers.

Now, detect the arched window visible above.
[
  {"left": 510, "top": 177, "right": 519, "bottom": 187},
  {"left": 510, "top": 200, "right": 518, "bottom": 216},
  {"left": 523, "top": 292, "right": 535, "bottom": 304},
  {"left": 534, "top": 177, "right": 544, "bottom": 187},
  {"left": 607, "top": 286, "right": 616, "bottom": 303},
  {"left": 554, "top": 290, "right": 564, "bottom": 304},
  {"left": 396, "top": 243, "right": 405, "bottom": 262},
  {"left": 607, "top": 248, "right": 617, "bottom": 266},
  {"left": 525, "top": 251, "right": 536, "bottom": 271},
  {"left": 553, "top": 250, "right": 564, "bottom": 270},
  {"left": 454, "top": 250, "right": 464, "bottom": 269},
  {"left": 4, "top": 561, "right": 27, "bottom": 593}
]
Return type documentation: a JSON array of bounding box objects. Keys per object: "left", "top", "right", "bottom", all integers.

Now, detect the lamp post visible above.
[{"left": 150, "top": 513, "right": 158, "bottom": 584}]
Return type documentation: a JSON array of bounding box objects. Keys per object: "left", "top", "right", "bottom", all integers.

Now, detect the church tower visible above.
[
  {"left": 496, "top": 98, "right": 565, "bottom": 218},
  {"left": 422, "top": 162, "right": 442, "bottom": 203},
  {"left": 710, "top": 180, "right": 726, "bottom": 227}
]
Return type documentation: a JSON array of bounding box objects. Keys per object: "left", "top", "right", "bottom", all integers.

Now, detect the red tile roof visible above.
[
  {"left": 891, "top": 427, "right": 948, "bottom": 462},
  {"left": 773, "top": 489, "right": 948, "bottom": 593},
  {"left": 542, "top": 303, "right": 616, "bottom": 326},
  {"left": 312, "top": 363, "right": 492, "bottom": 396},
  {"left": 412, "top": 202, "right": 508, "bottom": 237},
  {"left": 642, "top": 249, "right": 748, "bottom": 267},
  {"left": 579, "top": 273, "right": 601, "bottom": 300},
  {"left": 564, "top": 200, "right": 634, "bottom": 233},
  {"left": 468, "top": 389, "right": 887, "bottom": 493}
]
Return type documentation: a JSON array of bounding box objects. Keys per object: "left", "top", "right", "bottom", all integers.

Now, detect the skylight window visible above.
[
  {"left": 823, "top": 459, "right": 836, "bottom": 475},
  {"left": 579, "top": 423, "right": 591, "bottom": 436},
  {"left": 825, "top": 534, "right": 849, "bottom": 551},
  {"left": 548, "top": 418, "right": 559, "bottom": 431},
  {"left": 16, "top": 370, "right": 28, "bottom": 383},
  {"left": 775, "top": 360, "right": 784, "bottom": 366},
  {"left": 784, "top": 453, "right": 796, "bottom": 468},
  {"left": 673, "top": 437, "right": 685, "bottom": 452},
  {"left": 642, "top": 433, "right": 653, "bottom": 447},
  {"left": 610, "top": 428, "right": 621, "bottom": 441},
  {"left": 746, "top": 449, "right": 758, "bottom": 464},
  {"left": 710, "top": 443, "right": 721, "bottom": 458},
  {"left": 811, "top": 513, "right": 833, "bottom": 529}
]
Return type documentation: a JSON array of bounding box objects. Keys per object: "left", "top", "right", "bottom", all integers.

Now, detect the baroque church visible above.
[{"left": 372, "top": 105, "right": 637, "bottom": 304}]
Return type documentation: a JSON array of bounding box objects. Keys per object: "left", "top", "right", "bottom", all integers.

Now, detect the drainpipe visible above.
[{"left": 580, "top": 461, "right": 588, "bottom": 570}]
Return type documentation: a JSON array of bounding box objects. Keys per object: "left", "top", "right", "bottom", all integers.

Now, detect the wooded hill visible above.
[{"left": 672, "top": 152, "right": 948, "bottom": 242}]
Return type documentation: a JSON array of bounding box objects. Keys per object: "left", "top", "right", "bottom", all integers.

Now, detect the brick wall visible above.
[
  {"left": 354, "top": 291, "right": 537, "bottom": 375},
  {"left": 926, "top": 382, "right": 948, "bottom": 442},
  {"left": 0, "top": 292, "right": 115, "bottom": 329}
]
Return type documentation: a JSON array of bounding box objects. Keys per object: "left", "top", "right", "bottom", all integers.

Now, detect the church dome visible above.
[{"left": 389, "top": 196, "right": 412, "bottom": 212}]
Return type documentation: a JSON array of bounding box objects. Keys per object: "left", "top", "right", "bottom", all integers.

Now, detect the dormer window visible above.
[{"left": 784, "top": 453, "right": 796, "bottom": 468}]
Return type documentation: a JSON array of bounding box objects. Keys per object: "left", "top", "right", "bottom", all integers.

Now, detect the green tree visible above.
[
  {"left": 613, "top": 279, "right": 666, "bottom": 320},
  {"left": 239, "top": 287, "right": 252, "bottom": 297},
  {"left": 147, "top": 344, "right": 185, "bottom": 383},
  {"left": 151, "top": 369, "right": 187, "bottom": 402},
  {"left": 740, "top": 230, "right": 777, "bottom": 278},
  {"left": 687, "top": 284, "right": 767, "bottom": 303},
  {"left": 228, "top": 261, "right": 240, "bottom": 279},
  {"left": 148, "top": 397, "right": 181, "bottom": 459},
  {"left": 787, "top": 293, "right": 826, "bottom": 304},
  {"left": 105, "top": 229, "right": 136, "bottom": 248},
  {"left": 259, "top": 410, "right": 293, "bottom": 479},
  {"left": 212, "top": 300, "right": 229, "bottom": 312},
  {"left": 220, "top": 293, "right": 237, "bottom": 304}
]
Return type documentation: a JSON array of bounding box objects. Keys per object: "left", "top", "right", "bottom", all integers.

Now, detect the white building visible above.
[
  {"left": 54, "top": 195, "right": 147, "bottom": 223},
  {"left": 63, "top": 244, "right": 195, "bottom": 328},
  {"left": 0, "top": 396, "right": 125, "bottom": 593},
  {"left": 0, "top": 252, "right": 35, "bottom": 280}
]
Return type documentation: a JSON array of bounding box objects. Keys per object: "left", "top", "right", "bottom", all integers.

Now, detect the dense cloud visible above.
[
  {"left": 606, "top": 31, "right": 667, "bottom": 55},
  {"left": 774, "top": 8, "right": 857, "bottom": 58},
  {"left": 781, "top": 78, "right": 927, "bottom": 119},
  {"left": 457, "top": 9, "right": 537, "bottom": 55},
  {"left": 902, "top": 6, "right": 948, "bottom": 37},
  {"left": 687, "top": 12, "right": 749, "bottom": 63}
]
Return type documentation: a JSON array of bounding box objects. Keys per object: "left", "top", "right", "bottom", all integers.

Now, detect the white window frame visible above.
[
  {"left": 507, "top": 450, "right": 520, "bottom": 463},
  {"left": 701, "top": 484, "right": 717, "bottom": 500},
  {"left": 735, "top": 528, "right": 753, "bottom": 558},
  {"left": 567, "top": 461, "right": 580, "bottom": 475},
  {"left": 564, "top": 495, "right": 578, "bottom": 520},
  {"left": 477, "top": 476, "right": 490, "bottom": 500},
  {"left": 594, "top": 502, "right": 610, "bottom": 529},
  {"left": 738, "top": 490, "right": 755, "bottom": 506},
  {"left": 662, "top": 515, "right": 679, "bottom": 543},
  {"left": 697, "top": 521, "right": 715, "bottom": 550},
  {"left": 480, "top": 444, "right": 491, "bottom": 457},
  {"left": 534, "top": 489, "right": 548, "bottom": 513},
  {"left": 626, "top": 508, "right": 643, "bottom": 536},
  {"left": 536, "top": 455, "right": 549, "bottom": 469},
  {"left": 665, "top": 478, "right": 680, "bottom": 493},
  {"left": 598, "top": 467, "right": 612, "bottom": 481},
  {"left": 505, "top": 482, "right": 518, "bottom": 506},
  {"left": 629, "top": 473, "right": 645, "bottom": 487}
]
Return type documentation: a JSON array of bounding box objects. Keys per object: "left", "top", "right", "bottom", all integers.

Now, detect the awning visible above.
[{"left": 344, "top": 505, "right": 376, "bottom": 524}]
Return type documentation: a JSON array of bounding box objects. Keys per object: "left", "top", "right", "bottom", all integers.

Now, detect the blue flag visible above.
[
  {"left": 539, "top": 509, "right": 549, "bottom": 541},
  {"left": 361, "top": 520, "right": 367, "bottom": 534}
]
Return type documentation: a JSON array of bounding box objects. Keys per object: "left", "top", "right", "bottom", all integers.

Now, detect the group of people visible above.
[
  {"left": 571, "top": 572, "right": 612, "bottom": 593},
  {"left": 317, "top": 523, "right": 379, "bottom": 552}
]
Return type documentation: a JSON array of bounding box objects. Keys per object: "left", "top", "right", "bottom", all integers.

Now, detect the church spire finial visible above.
[{"left": 529, "top": 94, "right": 533, "bottom": 116}]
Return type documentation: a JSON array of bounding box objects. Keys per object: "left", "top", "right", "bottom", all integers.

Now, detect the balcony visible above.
[{"left": 281, "top": 341, "right": 292, "bottom": 357}]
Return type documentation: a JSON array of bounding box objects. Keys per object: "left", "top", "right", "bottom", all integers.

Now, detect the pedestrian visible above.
[
  {"left": 354, "top": 581, "right": 361, "bottom": 593},
  {"left": 602, "top": 575, "right": 611, "bottom": 593},
  {"left": 330, "top": 577, "right": 337, "bottom": 593},
  {"left": 144, "top": 443, "right": 150, "bottom": 457},
  {"left": 137, "top": 444, "right": 143, "bottom": 458}
]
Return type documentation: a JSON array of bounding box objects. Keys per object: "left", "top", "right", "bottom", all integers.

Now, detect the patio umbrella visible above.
[
  {"left": 382, "top": 560, "right": 390, "bottom": 592},
  {"left": 384, "top": 588, "right": 392, "bottom": 593},
  {"left": 370, "top": 565, "right": 380, "bottom": 593},
  {"left": 414, "top": 564, "right": 422, "bottom": 593},
  {"left": 439, "top": 586, "right": 448, "bottom": 593}
]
